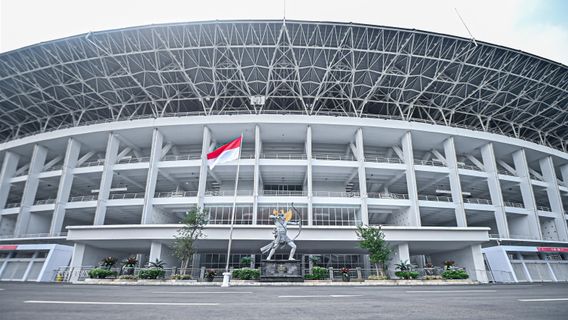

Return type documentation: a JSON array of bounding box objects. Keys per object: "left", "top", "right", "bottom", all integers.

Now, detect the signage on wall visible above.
[
  {"left": 537, "top": 247, "right": 568, "bottom": 253},
  {"left": 0, "top": 245, "right": 18, "bottom": 250}
]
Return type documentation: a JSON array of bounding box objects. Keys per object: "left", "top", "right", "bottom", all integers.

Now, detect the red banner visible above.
[
  {"left": 537, "top": 247, "right": 568, "bottom": 253},
  {"left": 0, "top": 245, "right": 17, "bottom": 250}
]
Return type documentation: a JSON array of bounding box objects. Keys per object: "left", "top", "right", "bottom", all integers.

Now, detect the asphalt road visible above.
[{"left": 0, "top": 282, "right": 567, "bottom": 320}]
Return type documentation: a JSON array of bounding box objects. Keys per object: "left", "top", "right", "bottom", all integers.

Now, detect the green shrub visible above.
[
  {"left": 171, "top": 274, "right": 192, "bottom": 280},
  {"left": 138, "top": 268, "right": 166, "bottom": 279},
  {"left": 394, "top": 271, "right": 419, "bottom": 279},
  {"left": 232, "top": 268, "right": 260, "bottom": 280},
  {"left": 441, "top": 269, "right": 469, "bottom": 280},
  {"left": 118, "top": 275, "right": 138, "bottom": 280},
  {"left": 304, "top": 266, "right": 328, "bottom": 280},
  {"left": 88, "top": 268, "right": 117, "bottom": 279}
]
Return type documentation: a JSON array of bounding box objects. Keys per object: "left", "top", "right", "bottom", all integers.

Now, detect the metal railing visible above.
[
  {"left": 367, "top": 192, "right": 409, "bottom": 199},
  {"left": 498, "top": 169, "right": 515, "bottom": 176},
  {"left": 0, "top": 232, "right": 67, "bottom": 239},
  {"left": 312, "top": 153, "right": 356, "bottom": 161},
  {"left": 77, "top": 159, "right": 105, "bottom": 168},
  {"left": 504, "top": 201, "right": 524, "bottom": 208},
  {"left": 155, "top": 191, "right": 198, "bottom": 198},
  {"left": 365, "top": 156, "right": 404, "bottom": 164},
  {"left": 418, "top": 195, "right": 453, "bottom": 202},
  {"left": 312, "top": 191, "right": 360, "bottom": 197},
  {"left": 463, "top": 198, "right": 492, "bottom": 205},
  {"left": 5, "top": 202, "right": 20, "bottom": 208},
  {"left": 33, "top": 199, "right": 56, "bottom": 205},
  {"left": 537, "top": 205, "right": 551, "bottom": 212},
  {"left": 109, "top": 193, "right": 145, "bottom": 200},
  {"left": 204, "top": 190, "right": 254, "bottom": 196},
  {"left": 54, "top": 266, "right": 214, "bottom": 282},
  {"left": 262, "top": 190, "right": 307, "bottom": 196},
  {"left": 457, "top": 163, "right": 483, "bottom": 171},
  {"left": 69, "top": 195, "right": 97, "bottom": 202},
  {"left": 259, "top": 153, "right": 307, "bottom": 160},
  {"left": 161, "top": 154, "right": 201, "bottom": 161},
  {"left": 116, "top": 156, "right": 150, "bottom": 164},
  {"left": 414, "top": 159, "right": 446, "bottom": 167}
]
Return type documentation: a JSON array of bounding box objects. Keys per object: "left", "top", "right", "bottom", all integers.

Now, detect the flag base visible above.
[{"left": 221, "top": 272, "right": 231, "bottom": 287}]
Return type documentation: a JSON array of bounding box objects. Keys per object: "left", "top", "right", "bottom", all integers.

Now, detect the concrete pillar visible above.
[
  {"left": 197, "top": 126, "right": 212, "bottom": 208},
  {"left": 94, "top": 133, "right": 120, "bottom": 225},
  {"left": 480, "top": 143, "right": 509, "bottom": 238},
  {"left": 512, "top": 149, "right": 541, "bottom": 239},
  {"left": 560, "top": 165, "right": 568, "bottom": 186},
  {"left": 0, "top": 152, "right": 19, "bottom": 209},
  {"left": 355, "top": 128, "right": 368, "bottom": 225},
  {"left": 68, "top": 243, "right": 86, "bottom": 282},
  {"left": 252, "top": 125, "right": 261, "bottom": 224},
  {"left": 388, "top": 243, "right": 410, "bottom": 277},
  {"left": 306, "top": 126, "right": 313, "bottom": 226},
  {"left": 401, "top": 132, "right": 420, "bottom": 226},
  {"left": 141, "top": 129, "right": 163, "bottom": 224},
  {"left": 539, "top": 156, "right": 568, "bottom": 241},
  {"left": 148, "top": 241, "right": 178, "bottom": 268},
  {"left": 50, "top": 138, "right": 81, "bottom": 235},
  {"left": 14, "top": 144, "right": 48, "bottom": 236},
  {"left": 444, "top": 137, "right": 466, "bottom": 227}
]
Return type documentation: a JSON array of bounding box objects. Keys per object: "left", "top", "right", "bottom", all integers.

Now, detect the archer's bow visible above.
[{"left": 291, "top": 203, "right": 303, "bottom": 241}]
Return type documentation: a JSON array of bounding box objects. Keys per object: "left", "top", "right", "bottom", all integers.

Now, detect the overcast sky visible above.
[{"left": 1, "top": 0, "right": 567, "bottom": 65}]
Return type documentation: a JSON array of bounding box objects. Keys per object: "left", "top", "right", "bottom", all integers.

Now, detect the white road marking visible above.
[
  {"left": 406, "top": 290, "right": 497, "bottom": 293},
  {"left": 152, "top": 291, "right": 252, "bottom": 294},
  {"left": 24, "top": 300, "right": 218, "bottom": 306},
  {"left": 0, "top": 289, "right": 4, "bottom": 291},
  {"left": 278, "top": 294, "right": 362, "bottom": 298},
  {"left": 518, "top": 298, "right": 568, "bottom": 302}
]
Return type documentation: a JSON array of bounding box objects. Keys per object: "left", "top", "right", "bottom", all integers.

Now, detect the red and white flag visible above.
[{"left": 207, "top": 136, "right": 242, "bottom": 169}]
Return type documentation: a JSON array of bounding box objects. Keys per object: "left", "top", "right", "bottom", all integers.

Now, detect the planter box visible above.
[{"left": 229, "top": 280, "right": 258, "bottom": 284}]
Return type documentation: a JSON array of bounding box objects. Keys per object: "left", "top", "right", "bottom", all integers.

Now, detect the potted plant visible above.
[
  {"left": 340, "top": 267, "right": 350, "bottom": 282},
  {"left": 394, "top": 260, "right": 419, "bottom": 280},
  {"left": 122, "top": 257, "right": 137, "bottom": 275},
  {"left": 239, "top": 256, "right": 252, "bottom": 268},
  {"left": 205, "top": 269, "right": 217, "bottom": 282},
  {"left": 443, "top": 260, "right": 455, "bottom": 270},
  {"left": 148, "top": 258, "right": 165, "bottom": 269},
  {"left": 100, "top": 256, "right": 117, "bottom": 270}
]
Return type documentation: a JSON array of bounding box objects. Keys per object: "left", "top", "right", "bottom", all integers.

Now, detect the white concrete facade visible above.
[{"left": 0, "top": 115, "right": 567, "bottom": 282}]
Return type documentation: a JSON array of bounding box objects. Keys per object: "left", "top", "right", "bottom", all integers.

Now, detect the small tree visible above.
[
  {"left": 356, "top": 225, "right": 391, "bottom": 277},
  {"left": 173, "top": 208, "right": 207, "bottom": 274}
]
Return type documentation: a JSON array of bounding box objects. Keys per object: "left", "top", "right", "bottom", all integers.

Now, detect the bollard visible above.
[{"left": 328, "top": 267, "right": 334, "bottom": 281}]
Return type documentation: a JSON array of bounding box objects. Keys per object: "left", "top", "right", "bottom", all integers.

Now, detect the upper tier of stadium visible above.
[{"left": 0, "top": 20, "right": 566, "bottom": 150}]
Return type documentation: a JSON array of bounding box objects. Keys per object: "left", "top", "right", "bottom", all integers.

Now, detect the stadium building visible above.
[{"left": 0, "top": 20, "right": 567, "bottom": 283}]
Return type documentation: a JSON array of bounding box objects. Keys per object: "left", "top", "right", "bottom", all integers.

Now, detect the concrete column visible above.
[
  {"left": 355, "top": 128, "right": 368, "bottom": 225},
  {"left": 0, "top": 152, "right": 19, "bottom": 209},
  {"left": 0, "top": 252, "right": 13, "bottom": 277},
  {"left": 560, "top": 165, "right": 568, "bottom": 186},
  {"left": 539, "top": 156, "right": 568, "bottom": 241},
  {"left": 14, "top": 144, "right": 48, "bottom": 236},
  {"left": 68, "top": 243, "right": 86, "bottom": 282},
  {"left": 512, "top": 149, "right": 541, "bottom": 239},
  {"left": 50, "top": 138, "right": 81, "bottom": 235},
  {"left": 94, "top": 133, "right": 120, "bottom": 225},
  {"left": 388, "top": 243, "right": 410, "bottom": 277},
  {"left": 141, "top": 129, "right": 163, "bottom": 224},
  {"left": 197, "top": 126, "right": 212, "bottom": 208},
  {"left": 252, "top": 125, "right": 261, "bottom": 224},
  {"left": 149, "top": 241, "right": 178, "bottom": 268},
  {"left": 444, "top": 137, "right": 467, "bottom": 227},
  {"left": 480, "top": 143, "right": 509, "bottom": 238},
  {"left": 306, "top": 126, "right": 313, "bottom": 226},
  {"left": 401, "top": 132, "right": 420, "bottom": 226}
]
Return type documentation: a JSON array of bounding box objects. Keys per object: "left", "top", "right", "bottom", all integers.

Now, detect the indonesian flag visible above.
[{"left": 207, "top": 136, "right": 242, "bottom": 170}]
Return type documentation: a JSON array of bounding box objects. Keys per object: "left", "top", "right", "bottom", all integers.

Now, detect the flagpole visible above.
[{"left": 222, "top": 133, "right": 243, "bottom": 287}]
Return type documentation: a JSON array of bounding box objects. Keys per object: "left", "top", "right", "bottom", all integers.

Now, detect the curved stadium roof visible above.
[{"left": 0, "top": 20, "right": 566, "bottom": 151}]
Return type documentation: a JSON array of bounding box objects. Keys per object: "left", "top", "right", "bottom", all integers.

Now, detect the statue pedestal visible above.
[{"left": 260, "top": 260, "right": 304, "bottom": 282}]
